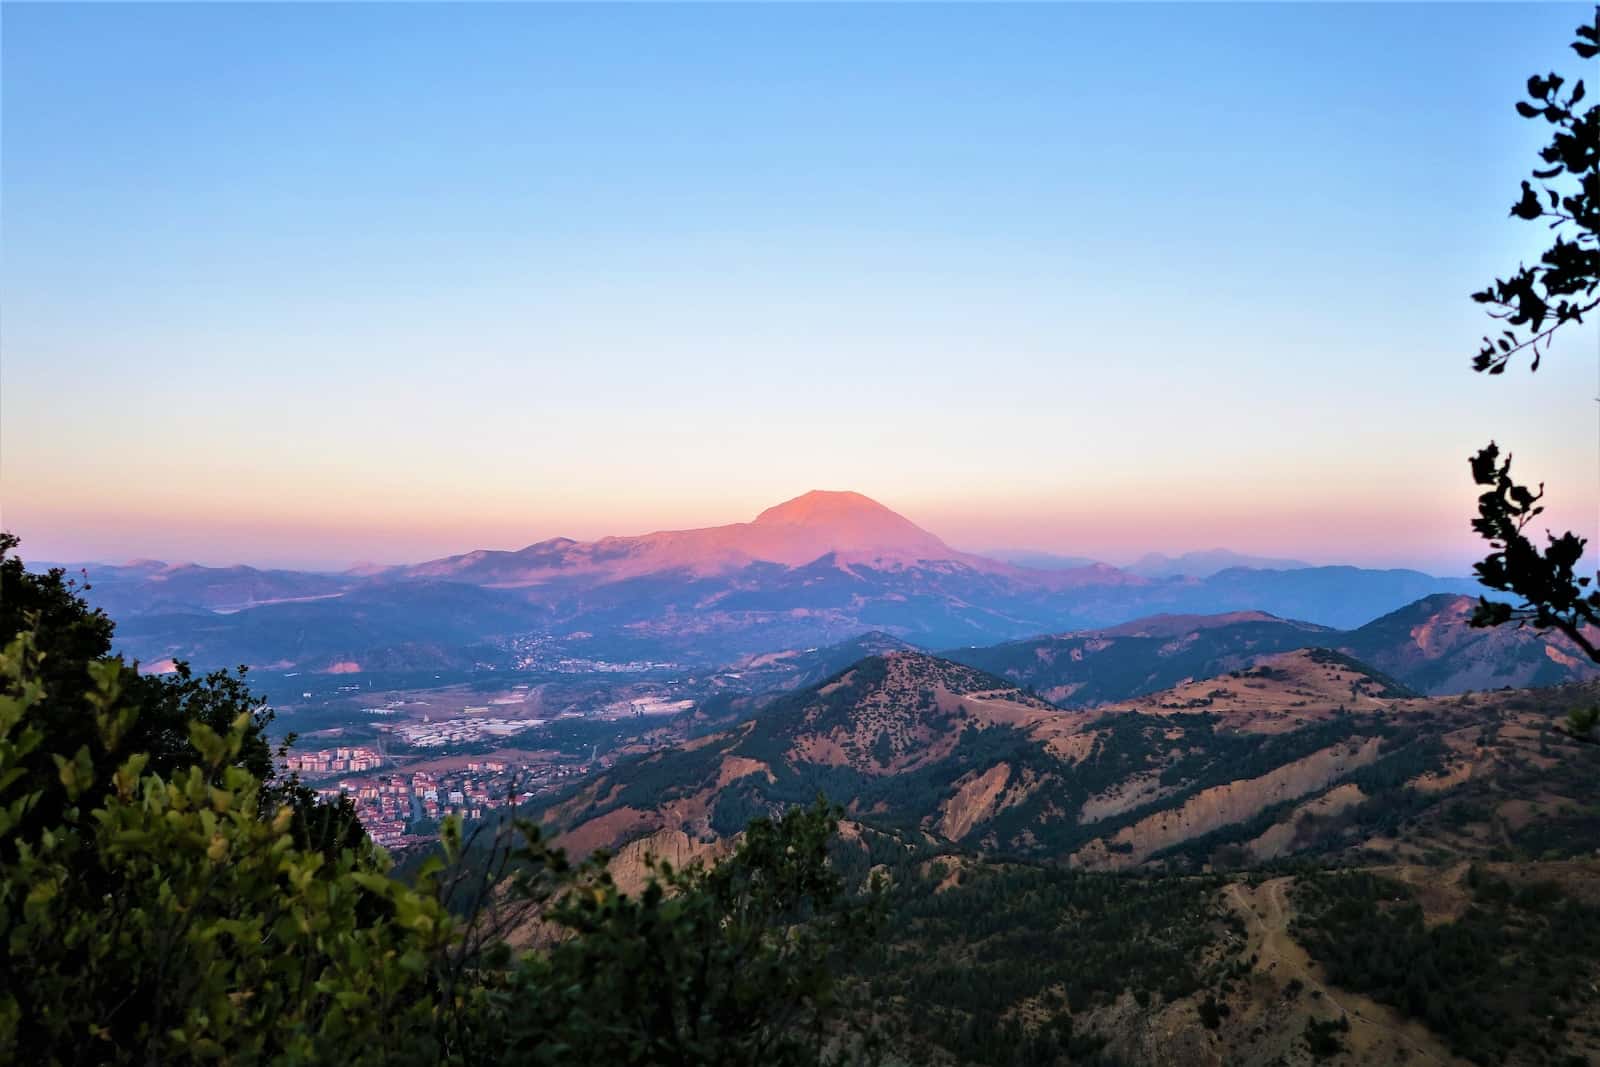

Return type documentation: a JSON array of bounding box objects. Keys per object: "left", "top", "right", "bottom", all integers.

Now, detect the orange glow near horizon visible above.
[
  {"left": 7, "top": 453, "right": 1591, "bottom": 576},
  {"left": 5, "top": 3, "right": 1598, "bottom": 580}
]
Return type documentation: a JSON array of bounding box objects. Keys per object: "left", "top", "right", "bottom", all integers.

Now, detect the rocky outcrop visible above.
[
  {"left": 1072, "top": 737, "right": 1383, "bottom": 869},
  {"left": 607, "top": 827, "right": 729, "bottom": 896},
  {"left": 1246, "top": 782, "right": 1366, "bottom": 861},
  {"left": 936, "top": 763, "right": 1014, "bottom": 841},
  {"left": 1078, "top": 770, "right": 1176, "bottom": 825},
  {"left": 554, "top": 805, "right": 660, "bottom": 857}
]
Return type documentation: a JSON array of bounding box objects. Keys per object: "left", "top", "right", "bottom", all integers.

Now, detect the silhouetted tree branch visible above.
[
  {"left": 1469, "top": 442, "right": 1600, "bottom": 661},
  {"left": 1468, "top": 10, "right": 1600, "bottom": 668},
  {"left": 1471, "top": 11, "right": 1598, "bottom": 375}
]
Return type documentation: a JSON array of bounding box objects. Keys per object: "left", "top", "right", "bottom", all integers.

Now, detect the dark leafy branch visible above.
[
  {"left": 1471, "top": 10, "right": 1599, "bottom": 375},
  {"left": 1469, "top": 443, "right": 1600, "bottom": 662},
  {"left": 1467, "top": 11, "right": 1600, "bottom": 677}
]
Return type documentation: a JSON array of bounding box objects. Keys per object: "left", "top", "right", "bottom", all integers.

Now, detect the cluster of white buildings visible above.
[
  {"left": 604, "top": 697, "right": 695, "bottom": 718},
  {"left": 385, "top": 716, "right": 548, "bottom": 748},
  {"left": 284, "top": 746, "right": 382, "bottom": 776},
  {"left": 310, "top": 758, "right": 589, "bottom": 847}
]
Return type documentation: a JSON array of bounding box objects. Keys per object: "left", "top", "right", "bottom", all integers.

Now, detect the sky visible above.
[{"left": 3, "top": 2, "right": 1596, "bottom": 574}]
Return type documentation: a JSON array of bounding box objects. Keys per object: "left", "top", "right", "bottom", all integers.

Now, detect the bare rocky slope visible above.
[{"left": 539, "top": 646, "right": 1600, "bottom": 873}]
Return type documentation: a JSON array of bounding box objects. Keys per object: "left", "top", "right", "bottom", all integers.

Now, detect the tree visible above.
[
  {"left": 1565, "top": 702, "right": 1599, "bottom": 742},
  {"left": 1468, "top": 9, "right": 1600, "bottom": 669},
  {"left": 0, "top": 533, "right": 881, "bottom": 1065},
  {"left": 490, "top": 801, "right": 884, "bottom": 1066},
  {"left": 0, "top": 533, "right": 364, "bottom": 860}
]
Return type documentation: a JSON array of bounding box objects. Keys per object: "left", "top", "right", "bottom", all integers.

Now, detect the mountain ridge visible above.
[
  {"left": 29, "top": 490, "right": 1488, "bottom": 671},
  {"left": 401, "top": 490, "right": 1031, "bottom": 586},
  {"left": 539, "top": 643, "right": 1600, "bottom": 885},
  {"left": 1128, "top": 548, "right": 1314, "bottom": 578},
  {"left": 946, "top": 594, "right": 1600, "bottom": 702}
]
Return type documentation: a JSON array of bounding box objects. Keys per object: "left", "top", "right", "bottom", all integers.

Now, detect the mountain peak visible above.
[
  {"left": 745, "top": 491, "right": 952, "bottom": 563},
  {"left": 753, "top": 490, "right": 903, "bottom": 526},
  {"left": 759, "top": 650, "right": 1058, "bottom": 777}
]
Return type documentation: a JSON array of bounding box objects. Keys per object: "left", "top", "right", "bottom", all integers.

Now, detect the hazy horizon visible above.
[
  {"left": 16, "top": 485, "right": 1484, "bottom": 578},
  {"left": 4, "top": 3, "right": 1595, "bottom": 577}
]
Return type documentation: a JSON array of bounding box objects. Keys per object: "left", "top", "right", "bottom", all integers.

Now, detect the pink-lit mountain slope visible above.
[
  {"left": 399, "top": 490, "right": 1129, "bottom": 589},
  {"left": 51, "top": 492, "right": 1485, "bottom": 671}
]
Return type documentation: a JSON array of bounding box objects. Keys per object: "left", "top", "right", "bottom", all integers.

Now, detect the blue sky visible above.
[{"left": 3, "top": 3, "right": 1595, "bottom": 572}]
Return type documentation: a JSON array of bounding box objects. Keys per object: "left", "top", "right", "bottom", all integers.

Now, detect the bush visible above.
[{"left": 0, "top": 535, "right": 882, "bottom": 1066}]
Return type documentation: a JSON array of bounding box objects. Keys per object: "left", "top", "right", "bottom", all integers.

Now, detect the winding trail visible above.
[{"left": 1225, "top": 878, "right": 1463, "bottom": 1067}]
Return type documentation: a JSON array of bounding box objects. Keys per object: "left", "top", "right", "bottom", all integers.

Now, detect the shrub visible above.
[{"left": 0, "top": 534, "right": 881, "bottom": 1066}]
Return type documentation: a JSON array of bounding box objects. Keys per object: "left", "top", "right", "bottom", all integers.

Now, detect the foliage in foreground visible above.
[
  {"left": 1467, "top": 9, "right": 1600, "bottom": 671},
  {"left": 0, "top": 535, "right": 880, "bottom": 1066}
]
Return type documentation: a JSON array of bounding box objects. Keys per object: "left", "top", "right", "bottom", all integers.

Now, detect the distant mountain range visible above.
[
  {"left": 33, "top": 490, "right": 1487, "bottom": 672},
  {"left": 983, "top": 549, "right": 1106, "bottom": 571},
  {"left": 990, "top": 548, "right": 1315, "bottom": 578},
  {"left": 398, "top": 490, "right": 1007, "bottom": 583},
  {"left": 1125, "top": 548, "right": 1314, "bottom": 578},
  {"left": 945, "top": 593, "right": 1600, "bottom": 702}
]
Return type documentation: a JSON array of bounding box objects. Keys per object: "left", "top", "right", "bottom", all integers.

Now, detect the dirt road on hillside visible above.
[{"left": 1225, "top": 878, "right": 1466, "bottom": 1067}]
